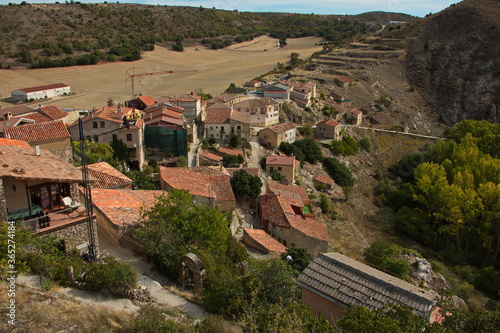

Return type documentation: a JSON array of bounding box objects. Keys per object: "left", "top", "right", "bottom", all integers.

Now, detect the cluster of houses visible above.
[{"left": 0, "top": 79, "right": 440, "bottom": 324}]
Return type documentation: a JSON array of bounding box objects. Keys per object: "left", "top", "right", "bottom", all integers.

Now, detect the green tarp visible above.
[{"left": 144, "top": 127, "right": 188, "bottom": 157}]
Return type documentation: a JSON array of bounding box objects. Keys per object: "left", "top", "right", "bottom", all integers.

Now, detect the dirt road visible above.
[{"left": 0, "top": 36, "right": 324, "bottom": 110}]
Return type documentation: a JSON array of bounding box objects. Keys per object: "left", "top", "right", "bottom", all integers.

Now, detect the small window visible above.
[
  {"left": 278, "top": 167, "right": 282, "bottom": 171},
  {"left": 93, "top": 136, "right": 98, "bottom": 142},
  {"left": 283, "top": 240, "right": 287, "bottom": 247},
  {"left": 112, "top": 134, "right": 118, "bottom": 141},
  {"left": 126, "top": 134, "right": 132, "bottom": 141},
  {"left": 92, "top": 121, "right": 97, "bottom": 129},
  {"left": 237, "top": 125, "right": 241, "bottom": 130},
  {"left": 100, "top": 121, "right": 105, "bottom": 128},
  {"left": 210, "top": 126, "right": 213, "bottom": 130}
]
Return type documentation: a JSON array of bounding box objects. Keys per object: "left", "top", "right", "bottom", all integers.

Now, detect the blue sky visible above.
[{"left": 0, "top": 0, "right": 461, "bottom": 17}]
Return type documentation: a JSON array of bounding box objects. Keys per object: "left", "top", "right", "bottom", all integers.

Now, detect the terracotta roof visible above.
[
  {"left": 5, "top": 120, "right": 70, "bottom": 142},
  {"left": 233, "top": 97, "right": 279, "bottom": 109},
  {"left": 205, "top": 108, "right": 231, "bottom": 124},
  {"left": 315, "top": 174, "right": 335, "bottom": 186},
  {"left": 226, "top": 167, "right": 260, "bottom": 178},
  {"left": 144, "top": 104, "right": 184, "bottom": 115},
  {"left": 0, "top": 144, "right": 82, "bottom": 182},
  {"left": 207, "top": 102, "right": 231, "bottom": 111},
  {"left": 80, "top": 106, "right": 132, "bottom": 124},
  {"left": 230, "top": 110, "right": 252, "bottom": 124},
  {"left": 266, "top": 154, "right": 295, "bottom": 166},
  {"left": 90, "top": 189, "right": 164, "bottom": 227},
  {"left": 218, "top": 146, "right": 243, "bottom": 156},
  {"left": 84, "top": 162, "right": 132, "bottom": 189},
  {"left": 350, "top": 108, "right": 363, "bottom": 115},
  {"left": 267, "top": 180, "right": 309, "bottom": 202},
  {"left": 244, "top": 228, "right": 287, "bottom": 253},
  {"left": 16, "top": 83, "right": 69, "bottom": 93},
  {"left": 335, "top": 76, "right": 352, "bottom": 83},
  {"left": 22, "top": 112, "right": 53, "bottom": 123},
  {"left": 0, "top": 138, "right": 31, "bottom": 148},
  {"left": 159, "top": 166, "right": 235, "bottom": 202},
  {"left": 298, "top": 252, "right": 439, "bottom": 318},
  {"left": 169, "top": 92, "right": 201, "bottom": 102},
  {"left": 0, "top": 105, "right": 34, "bottom": 117},
  {"left": 200, "top": 150, "right": 222, "bottom": 162},
  {"left": 37, "top": 106, "right": 68, "bottom": 121},
  {"left": 207, "top": 94, "right": 235, "bottom": 104},
  {"left": 317, "top": 119, "right": 340, "bottom": 128},
  {"left": 137, "top": 95, "right": 157, "bottom": 107},
  {"left": 263, "top": 122, "right": 295, "bottom": 134}
]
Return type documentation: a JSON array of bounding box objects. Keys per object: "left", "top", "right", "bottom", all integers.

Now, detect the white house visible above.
[{"left": 11, "top": 83, "right": 71, "bottom": 101}]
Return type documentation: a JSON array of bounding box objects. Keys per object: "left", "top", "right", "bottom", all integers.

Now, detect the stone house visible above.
[
  {"left": 229, "top": 110, "right": 252, "bottom": 141},
  {"left": 348, "top": 108, "right": 363, "bottom": 126},
  {"left": 199, "top": 150, "right": 222, "bottom": 166},
  {"left": 298, "top": 252, "right": 440, "bottom": 323},
  {"left": 334, "top": 76, "right": 352, "bottom": 88},
  {"left": 204, "top": 104, "right": 232, "bottom": 141},
  {"left": 90, "top": 188, "right": 163, "bottom": 246},
  {"left": 243, "top": 228, "right": 287, "bottom": 255},
  {"left": 159, "top": 166, "right": 235, "bottom": 211},
  {"left": 265, "top": 154, "right": 297, "bottom": 184},
  {"left": 314, "top": 174, "right": 335, "bottom": 190},
  {"left": 314, "top": 119, "right": 341, "bottom": 141},
  {"left": 261, "top": 83, "right": 292, "bottom": 100},
  {"left": 4, "top": 120, "right": 72, "bottom": 162},
  {"left": 167, "top": 92, "right": 202, "bottom": 122},
  {"left": 259, "top": 181, "right": 328, "bottom": 256},
  {"left": 0, "top": 138, "right": 98, "bottom": 253},
  {"left": 232, "top": 97, "right": 280, "bottom": 127},
  {"left": 69, "top": 106, "right": 145, "bottom": 171},
  {"left": 282, "top": 80, "right": 317, "bottom": 107},
  {"left": 259, "top": 122, "right": 296, "bottom": 148}
]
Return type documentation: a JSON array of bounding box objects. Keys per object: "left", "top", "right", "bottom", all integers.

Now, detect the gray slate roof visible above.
[{"left": 298, "top": 252, "right": 439, "bottom": 318}]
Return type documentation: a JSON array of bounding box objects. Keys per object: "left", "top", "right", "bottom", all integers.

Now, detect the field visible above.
[{"left": 0, "top": 36, "right": 324, "bottom": 110}]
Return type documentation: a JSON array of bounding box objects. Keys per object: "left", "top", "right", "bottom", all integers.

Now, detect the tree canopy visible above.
[{"left": 230, "top": 169, "right": 262, "bottom": 199}]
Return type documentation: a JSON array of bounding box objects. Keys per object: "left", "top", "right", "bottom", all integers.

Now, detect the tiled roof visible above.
[
  {"left": 230, "top": 110, "right": 252, "bottom": 124},
  {"left": 137, "top": 95, "right": 157, "bottom": 107},
  {"left": 16, "top": 83, "right": 69, "bottom": 93},
  {"left": 0, "top": 138, "right": 30, "bottom": 148},
  {"left": 0, "top": 144, "right": 82, "bottom": 182},
  {"left": 23, "top": 112, "right": 53, "bottom": 123},
  {"left": 0, "top": 105, "right": 34, "bottom": 117},
  {"left": 267, "top": 180, "right": 309, "bottom": 202},
  {"left": 5, "top": 120, "right": 70, "bottom": 142},
  {"left": 159, "top": 166, "right": 235, "bottom": 202},
  {"left": 315, "top": 174, "right": 335, "bottom": 186},
  {"left": 244, "top": 228, "right": 287, "bottom": 253},
  {"left": 298, "top": 252, "right": 439, "bottom": 318},
  {"left": 317, "top": 119, "right": 340, "bottom": 128},
  {"left": 262, "top": 84, "right": 291, "bottom": 92},
  {"left": 144, "top": 103, "right": 184, "bottom": 114},
  {"left": 207, "top": 102, "right": 231, "bottom": 111},
  {"left": 200, "top": 150, "right": 222, "bottom": 162},
  {"left": 226, "top": 167, "right": 260, "bottom": 178},
  {"left": 351, "top": 108, "right": 363, "bottom": 115},
  {"left": 84, "top": 162, "right": 132, "bottom": 189},
  {"left": 266, "top": 154, "right": 295, "bottom": 166},
  {"left": 207, "top": 94, "right": 235, "bottom": 104},
  {"left": 264, "top": 122, "right": 295, "bottom": 134},
  {"left": 205, "top": 108, "right": 231, "bottom": 124},
  {"left": 90, "top": 189, "right": 164, "bottom": 227},
  {"left": 37, "top": 106, "right": 68, "bottom": 121},
  {"left": 234, "top": 97, "right": 279, "bottom": 109},
  {"left": 335, "top": 76, "right": 352, "bottom": 83},
  {"left": 169, "top": 92, "right": 201, "bottom": 102},
  {"left": 80, "top": 106, "right": 132, "bottom": 124},
  {"left": 218, "top": 146, "right": 243, "bottom": 156}
]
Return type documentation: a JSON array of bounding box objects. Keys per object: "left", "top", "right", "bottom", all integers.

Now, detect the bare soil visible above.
[{"left": 0, "top": 36, "right": 324, "bottom": 110}]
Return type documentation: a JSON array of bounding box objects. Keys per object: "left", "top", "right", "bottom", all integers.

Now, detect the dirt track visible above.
[{"left": 0, "top": 36, "right": 324, "bottom": 109}]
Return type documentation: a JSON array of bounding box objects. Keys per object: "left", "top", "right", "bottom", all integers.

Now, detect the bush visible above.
[
  {"left": 323, "top": 157, "right": 354, "bottom": 188},
  {"left": 363, "top": 240, "right": 410, "bottom": 278},
  {"left": 359, "top": 137, "right": 372, "bottom": 152},
  {"left": 319, "top": 193, "right": 331, "bottom": 214}
]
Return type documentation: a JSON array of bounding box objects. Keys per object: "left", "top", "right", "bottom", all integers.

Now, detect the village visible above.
[{"left": 0, "top": 77, "right": 446, "bottom": 324}]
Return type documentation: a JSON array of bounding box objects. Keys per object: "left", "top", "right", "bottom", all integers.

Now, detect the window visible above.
[
  {"left": 112, "top": 134, "right": 118, "bottom": 141},
  {"left": 283, "top": 240, "right": 287, "bottom": 247},
  {"left": 93, "top": 136, "right": 98, "bottom": 142},
  {"left": 278, "top": 167, "right": 282, "bottom": 171},
  {"left": 100, "top": 121, "right": 105, "bottom": 128},
  {"left": 237, "top": 125, "right": 241, "bottom": 130},
  {"left": 126, "top": 134, "right": 132, "bottom": 141},
  {"left": 270, "top": 166, "right": 274, "bottom": 173},
  {"left": 92, "top": 121, "right": 97, "bottom": 129},
  {"left": 210, "top": 126, "right": 213, "bottom": 130}
]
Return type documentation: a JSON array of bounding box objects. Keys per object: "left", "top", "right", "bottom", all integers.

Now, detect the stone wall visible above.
[
  {"left": 47, "top": 218, "right": 100, "bottom": 254},
  {"left": 0, "top": 179, "right": 7, "bottom": 222}
]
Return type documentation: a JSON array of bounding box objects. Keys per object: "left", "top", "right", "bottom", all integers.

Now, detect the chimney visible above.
[
  {"left": 116, "top": 106, "right": 121, "bottom": 113},
  {"left": 3, "top": 112, "right": 12, "bottom": 120},
  {"left": 219, "top": 159, "right": 223, "bottom": 171},
  {"left": 34, "top": 145, "right": 41, "bottom": 156}
]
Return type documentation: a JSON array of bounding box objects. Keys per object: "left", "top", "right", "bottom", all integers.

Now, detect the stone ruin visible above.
[{"left": 178, "top": 253, "right": 206, "bottom": 294}]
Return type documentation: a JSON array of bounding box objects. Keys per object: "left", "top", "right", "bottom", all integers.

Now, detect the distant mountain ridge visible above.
[{"left": 404, "top": 0, "right": 500, "bottom": 123}]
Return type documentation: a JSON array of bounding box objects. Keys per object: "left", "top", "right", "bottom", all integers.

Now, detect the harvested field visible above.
[{"left": 0, "top": 36, "right": 324, "bottom": 110}]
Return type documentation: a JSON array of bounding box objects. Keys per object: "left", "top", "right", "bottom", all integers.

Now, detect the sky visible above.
[{"left": 0, "top": 0, "right": 461, "bottom": 17}]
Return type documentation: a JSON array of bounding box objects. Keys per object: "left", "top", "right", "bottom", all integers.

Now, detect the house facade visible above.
[
  {"left": 204, "top": 104, "right": 232, "bottom": 141},
  {"left": 348, "top": 108, "right": 363, "bottom": 126},
  {"left": 232, "top": 97, "right": 280, "bottom": 127},
  {"left": 314, "top": 119, "right": 341, "bottom": 140},
  {"left": 168, "top": 92, "right": 202, "bottom": 122},
  {"left": 69, "top": 106, "right": 145, "bottom": 170},
  {"left": 298, "top": 252, "right": 440, "bottom": 323},
  {"left": 262, "top": 83, "right": 292, "bottom": 100},
  {"left": 259, "top": 122, "right": 296, "bottom": 148},
  {"left": 11, "top": 83, "right": 70, "bottom": 101},
  {"left": 265, "top": 154, "right": 296, "bottom": 184}
]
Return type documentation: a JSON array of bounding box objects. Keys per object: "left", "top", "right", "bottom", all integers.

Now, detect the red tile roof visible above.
[
  {"left": 335, "top": 76, "right": 352, "bottom": 83},
  {"left": 169, "top": 92, "right": 201, "bottom": 102},
  {"left": 218, "top": 146, "right": 243, "bottom": 156},
  {"left": 37, "top": 106, "right": 68, "bottom": 121},
  {"left": 267, "top": 180, "right": 309, "bottom": 202},
  {"left": 0, "top": 138, "right": 31, "bottom": 148},
  {"left": 317, "top": 119, "right": 340, "bottom": 128},
  {"left": 230, "top": 110, "right": 252, "bottom": 124},
  {"left": 315, "top": 174, "right": 335, "bottom": 186},
  {"left": 81, "top": 106, "right": 132, "bottom": 124},
  {"left": 5, "top": 120, "right": 70, "bottom": 143},
  {"left": 0, "top": 105, "right": 34, "bottom": 117},
  {"left": 17, "top": 83, "right": 69, "bottom": 93},
  {"left": 90, "top": 189, "right": 164, "bottom": 227},
  {"left": 23, "top": 112, "right": 53, "bottom": 123},
  {"left": 84, "top": 162, "right": 132, "bottom": 189},
  {"left": 264, "top": 122, "right": 295, "bottom": 134},
  {"left": 159, "top": 166, "right": 235, "bottom": 202},
  {"left": 137, "top": 95, "right": 157, "bottom": 107},
  {"left": 207, "top": 94, "right": 235, "bottom": 104},
  {"left": 351, "top": 108, "right": 363, "bottom": 115},
  {"left": 244, "top": 228, "right": 287, "bottom": 253},
  {"left": 205, "top": 108, "right": 231, "bottom": 124},
  {"left": 266, "top": 154, "right": 295, "bottom": 166},
  {"left": 0, "top": 144, "right": 82, "bottom": 182},
  {"left": 226, "top": 167, "right": 260, "bottom": 178},
  {"left": 200, "top": 150, "right": 222, "bottom": 162},
  {"left": 234, "top": 97, "right": 279, "bottom": 109}
]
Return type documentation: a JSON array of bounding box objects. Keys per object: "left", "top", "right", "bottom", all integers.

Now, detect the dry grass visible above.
[{"left": 0, "top": 36, "right": 323, "bottom": 110}]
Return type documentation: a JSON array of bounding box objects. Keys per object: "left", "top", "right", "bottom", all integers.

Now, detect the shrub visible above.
[
  {"left": 359, "top": 137, "right": 372, "bottom": 152},
  {"left": 319, "top": 193, "right": 331, "bottom": 214},
  {"left": 323, "top": 157, "right": 354, "bottom": 188}
]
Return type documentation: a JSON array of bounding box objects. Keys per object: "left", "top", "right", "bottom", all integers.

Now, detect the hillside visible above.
[{"left": 404, "top": 0, "right": 500, "bottom": 124}]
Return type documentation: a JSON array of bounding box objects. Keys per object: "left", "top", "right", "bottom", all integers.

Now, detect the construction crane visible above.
[{"left": 125, "top": 67, "right": 197, "bottom": 99}]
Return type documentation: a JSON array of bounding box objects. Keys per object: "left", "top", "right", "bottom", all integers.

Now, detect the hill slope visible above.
[{"left": 404, "top": 0, "right": 500, "bottom": 123}]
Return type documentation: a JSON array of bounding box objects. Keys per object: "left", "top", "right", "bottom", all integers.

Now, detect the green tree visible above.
[
  {"left": 110, "top": 139, "right": 129, "bottom": 163},
  {"left": 229, "top": 134, "right": 241, "bottom": 148},
  {"left": 125, "top": 170, "right": 156, "bottom": 190},
  {"left": 230, "top": 169, "right": 262, "bottom": 199},
  {"left": 71, "top": 140, "right": 115, "bottom": 166},
  {"left": 363, "top": 240, "right": 410, "bottom": 278},
  {"left": 323, "top": 157, "right": 354, "bottom": 187},
  {"left": 271, "top": 171, "right": 283, "bottom": 181},
  {"left": 281, "top": 248, "right": 313, "bottom": 276},
  {"left": 319, "top": 193, "right": 331, "bottom": 214},
  {"left": 359, "top": 137, "right": 372, "bottom": 152}
]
